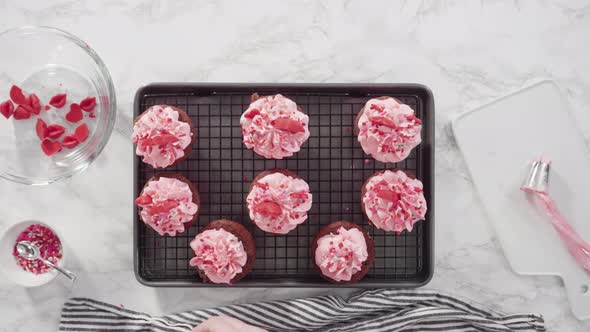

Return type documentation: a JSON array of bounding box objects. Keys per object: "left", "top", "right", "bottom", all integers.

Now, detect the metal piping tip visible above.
[{"left": 521, "top": 157, "right": 551, "bottom": 193}]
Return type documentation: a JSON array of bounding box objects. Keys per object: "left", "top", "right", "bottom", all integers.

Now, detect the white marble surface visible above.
[{"left": 1, "top": 0, "right": 590, "bottom": 331}]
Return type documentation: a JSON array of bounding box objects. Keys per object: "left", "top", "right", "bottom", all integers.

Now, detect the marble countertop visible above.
[{"left": 1, "top": 0, "right": 590, "bottom": 331}]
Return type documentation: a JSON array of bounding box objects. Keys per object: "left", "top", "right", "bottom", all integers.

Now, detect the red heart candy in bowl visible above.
[{"left": 0, "top": 26, "right": 116, "bottom": 185}]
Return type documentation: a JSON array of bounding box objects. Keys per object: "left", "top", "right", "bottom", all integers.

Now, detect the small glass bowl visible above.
[{"left": 0, "top": 26, "right": 116, "bottom": 185}]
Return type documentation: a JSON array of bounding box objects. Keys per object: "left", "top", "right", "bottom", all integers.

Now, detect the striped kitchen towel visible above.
[{"left": 59, "top": 289, "right": 546, "bottom": 331}]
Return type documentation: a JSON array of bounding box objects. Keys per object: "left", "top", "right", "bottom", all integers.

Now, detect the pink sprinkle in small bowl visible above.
[{"left": 0, "top": 220, "right": 67, "bottom": 287}]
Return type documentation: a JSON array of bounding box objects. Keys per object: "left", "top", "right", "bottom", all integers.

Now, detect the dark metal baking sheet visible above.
[{"left": 133, "top": 83, "right": 434, "bottom": 287}]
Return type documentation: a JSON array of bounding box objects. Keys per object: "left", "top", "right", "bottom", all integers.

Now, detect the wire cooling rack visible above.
[{"left": 133, "top": 84, "right": 434, "bottom": 287}]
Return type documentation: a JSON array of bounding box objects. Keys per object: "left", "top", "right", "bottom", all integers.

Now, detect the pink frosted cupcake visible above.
[
  {"left": 132, "top": 105, "right": 195, "bottom": 168},
  {"left": 241, "top": 94, "right": 310, "bottom": 159},
  {"left": 246, "top": 169, "right": 312, "bottom": 234},
  {"left": 190, "top": 220, "right": 255, "bottom": 285},
  {"left": 135, "top": 173, "right": 200, "bottom": 236},
  {"left": 361, "top": 170, "right": 427, "bottom": 233},
  {"left": 313, "top": 221, "right": 374, "bottom": 283},
  {"left": 355, "top": 97, "right": 422, "bottom": 163}
]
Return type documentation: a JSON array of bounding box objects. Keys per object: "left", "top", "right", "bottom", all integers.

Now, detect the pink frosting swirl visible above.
[
  {"left": 241, "top": 94, "right": 310, "bottom": 159},
  {"left": 357, "top": 97, "right": 422, "bottom": 163},
  {"left": 315, "top": 227, "right": 368, "bottom": 282},
  {"left": 132, "top": 105, "right": 193, "bottom": 168},
  {"left": 362, "top": 170, "right": 427, "bottom": 233},
  {"left": 189, "top": 229, "right": 247, "bottom": 284},
  {"left": 246, "top": 172, "right": 312, "bottom": 234},
  {"left": 135, "top": 177, "right": 199, "bottom": 236}
]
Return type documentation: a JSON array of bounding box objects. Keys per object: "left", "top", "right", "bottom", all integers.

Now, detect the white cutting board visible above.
[{"left": 452, "top": 80, "right": 590, "bottom": 320}]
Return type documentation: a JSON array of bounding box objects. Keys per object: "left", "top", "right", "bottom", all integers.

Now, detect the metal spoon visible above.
[{"left": 16, "top": 241, "right": 77, "bottom": 281}]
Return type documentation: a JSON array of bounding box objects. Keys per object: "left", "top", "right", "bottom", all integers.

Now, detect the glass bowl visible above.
[{"left": 0, "top": 26, "right": 116, "bottom": 185}]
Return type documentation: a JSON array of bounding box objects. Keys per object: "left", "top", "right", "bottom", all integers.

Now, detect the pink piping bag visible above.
[{"left": 521, "top": 157, "right": 590, "bottom": 272}]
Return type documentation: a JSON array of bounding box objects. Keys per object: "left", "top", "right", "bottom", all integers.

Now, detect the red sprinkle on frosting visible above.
[
  {"left": 253, "top": 201, "right": 283, "bottom": 218},
  {"left": 147, "top": 200, "right": 180, "bottom": 214},
  {"left": 141, "top": 133, "right": 179, "bottom": 146},
  {"left": 369, "top": 115, "right": 397, "bottom": 129},
  {"left": 272, "top": 117, "right": 306, "bottom": 133},
  {"left": 243, "top": 108, "right": 260, "bottom": 119},
  {"left": 134, "top": 194, "right": 152, "bottom": 205},
  {"left": 375, "top": 188, "right": 401, "bottom": 204}
]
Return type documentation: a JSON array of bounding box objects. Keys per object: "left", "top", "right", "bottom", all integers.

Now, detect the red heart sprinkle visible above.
[
  {"left": 147, "top": 200, "right": 179, "bottom": 214},
  {"left": 135, "top": 195, "right": 152, "bottom": 205},
  {"left": 49, "top": 93, "right": 67, "bottom": 108},
  {"left": 65, "top": 103, "right": 83, "bottom": 123},
  {"left": 44, "top": 105, "right": 51, "bottom": 111},
  {"left": 61, "top": 135, "right": 80, "bottom": 149},
  {"left": 46, "top": 124, "right": 66, "bottom": 139},
  {"left": 253, "top": 201, "right": 282, "bottom": 217},
  {"left": 244, "top": 108, "right": 260, "bottom": 119},
  {"left": 253, "top": 181, "right": 269, "bottom": 190},
  {"left": 370, "top": 103, "right": 385, "bottom": 112},
  {"left": 289, "top": 191, "right": 308, "bottom": 200},
  {"left": 79, "top": 97, "right": 96, "bottom": 111},
  {"left": 272, "top": 118, "right": 306, "bottom": 133},
  {"left": 36, "top": 118, "right": 48, "bottom": 140},
  {"left": 41, "top": 139, "right": 62, "bottom": 156},
  {"left": 375, "top": 189, "right": 401, "bottom": 204},
  {"left": 369, "top": 116, "right": 397, "bottom": 128},
  {"left": 0, "top": 100, "right": 14, "bottom": 119},
  {"left": 9, "top": 85, "right": 28, "bottom": 105},
  {"left": 89, "top": 112, "right": 96, "bottom": 118},
  {"left": 408, "top": 115, "right": 421, "bottom": 125},
  {"left": 74, "top": 123, "right": 89, "bottom": 142},
  {"left": 28, "top": 93, "right": 41, "bottom": 115},
  {"left": 13, "top": 105, "right": 32, "bottom": 120},
  {"left": 142, "top": 133, "right": 179, "bottom": 146},
  {"left": 20, "top": 103, "right": 33, "bottom": 113}
]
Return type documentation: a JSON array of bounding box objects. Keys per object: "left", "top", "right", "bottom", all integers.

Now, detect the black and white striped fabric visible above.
[{"left": 59, "top": 289, "right": 546, "bottom": 332}]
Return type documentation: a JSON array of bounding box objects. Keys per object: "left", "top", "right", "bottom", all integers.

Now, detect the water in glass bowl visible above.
[
  {"left": 1, "top": 65, "right": 101, "bottom": 184},
  {"left": 0, "top": 26, "right": 116, "bottom": 185}
]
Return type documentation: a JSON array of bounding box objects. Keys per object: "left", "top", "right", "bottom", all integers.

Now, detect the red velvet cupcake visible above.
[
  {"left": 132, "top": 105, "right": 195, "bottom": 168},
  {"left": 355, "top": 96, "right": 422, "bottom": 163},
  {"left": 361, "top": 170, "right": 427, "bottom": 233},
  {"left": 135, "top": 173, "right": 200, "bottom": 236},
  {"left": 240, "top": 94, "right": 310, "bottom": 159},
  {"left": 246, "top": 169, "right": 312, "bottom": 234},
  {"left": 312, "top": 221, "right": 374, "bottom": 284},
  {"left": 190, "top": 220, "right": 256, "bottom": 285}
]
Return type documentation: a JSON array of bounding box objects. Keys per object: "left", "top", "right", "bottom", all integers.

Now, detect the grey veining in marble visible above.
[{"left": 1, "top": 0, "right": 590, "bottom": 331}]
